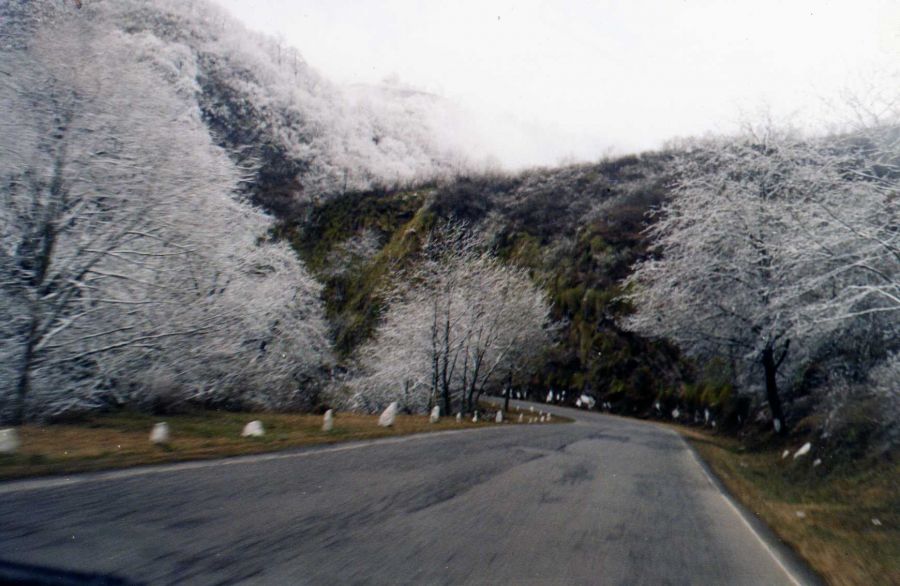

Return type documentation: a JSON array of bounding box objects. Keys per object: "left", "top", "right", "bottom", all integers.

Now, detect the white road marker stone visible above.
[
  {"left": 793, "top": 442, "right": 811, "bottom": 459},
  {"left": 813, "top": 458, "right": 822, "bottom": 467},
  {"left": 379, "top": 402, "right": 398, "bottom": 427},
  {"left": 872, "top": 518, "right": 882, "bottom": 526},
  {"left": 495, "top": 410, "right": 503, "bottom": 423},
  {"left": 782, "top": 450, "right": 790, "bottom": 459},
  {"left": 472, "top": 412, "right": 479, "bottom": 423},
  {"left": 150, "top": 422, "right": 170, "bottom": 445},
  {"left": 547, "top": 413, "right": 552, "bottom": 422},
  {"left": 518, "top": 413, "right": 523, "bottom": 422},
  {"left": 429, "top": 406, "right": 440, "bottom": 423},
  {"left": 773, "top": 418, "right": 782, "bottom": 433},
  {"left": 672, "top": 408, "right": 680, "bottom": 420},
  {"left": 795, "top": 511, "right": 806, "bottom": 519},
  {"left": 0, "top": 428, "right": 20, "bottom": 454},
  {"left": 242, "top": 420, "right": 265, "bottom": 437},
  {"left": 322, "top": 409, "right": 334, "bottom": 432},
  {"left": 456, "top": 412, "right": 462, "bottom": 422},
  {"left": 705, "top": 408, "right": 710, "bottom": 424}
]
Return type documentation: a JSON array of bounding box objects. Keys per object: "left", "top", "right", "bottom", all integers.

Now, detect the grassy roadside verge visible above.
[
  {"left": 677, "top": 426, "right": 898, "bottom": 586},
  {"left": 0, "top": 404, "right": 566, "bottom": 481}
]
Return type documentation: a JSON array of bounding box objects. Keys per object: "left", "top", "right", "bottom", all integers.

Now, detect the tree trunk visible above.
[
  {"left": 503, "top": 371, "right": 511, "bottom": 413},
  {"left": 761, "top": 345, "right": 787, "bottom": 435},
  {"left": 13, "top": 320, "right": 38, "bottom": 425}
]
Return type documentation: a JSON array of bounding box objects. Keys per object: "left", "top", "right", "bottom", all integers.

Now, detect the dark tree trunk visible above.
[
  {"left": 13, "top": 320, "right": 38, "bottom": 425},
  {"left": 503, "top": 371, "right": 512, "bottom": 413},
  {"left": 761, "top": 345, "right": 787, "bottom": 435}
]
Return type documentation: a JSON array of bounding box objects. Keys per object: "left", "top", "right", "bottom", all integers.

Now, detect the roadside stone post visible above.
[
  {"left": 379, "top": 402, "right": 397, "bottom": 427},
  {"left": 150, "top": 422, "right": 170, "bottom": 445},
  {"left": 0, "top": 428, "right": 20, "bottom": 454}
]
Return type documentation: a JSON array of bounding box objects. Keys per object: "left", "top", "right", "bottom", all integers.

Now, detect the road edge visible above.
[
  {"left": 0, "top": 424, "right": 513, "bottom": 495},
  {"left": 677, "top": 433, "right": 827, "bottom": 586}
]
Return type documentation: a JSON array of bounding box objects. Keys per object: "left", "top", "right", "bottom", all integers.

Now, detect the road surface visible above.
[{"left": 0, "top": 402, "right": 817, "bottom": 585}]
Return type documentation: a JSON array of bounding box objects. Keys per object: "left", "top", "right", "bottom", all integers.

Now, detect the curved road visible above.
[{"left": 0, "top": 402, "right": 816, "bottom": 585}]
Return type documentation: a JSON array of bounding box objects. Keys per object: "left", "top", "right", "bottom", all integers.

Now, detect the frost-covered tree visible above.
[
  {"left": 344, "top": 225, "right": 553, "bottom": 413},
  {"left": 623, "top": 124, "right": 896, "bottom": 433},
  {"left": 0, "top": 6, "right": 329, "bottom": 421},
  {"left": 784, "top": 127, "right": 899, "bottom": 326}
]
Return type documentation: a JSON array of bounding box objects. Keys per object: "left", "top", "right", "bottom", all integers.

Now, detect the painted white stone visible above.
[
  {"left": 0, "top": 428, "right": 20, "bottom": 454},
  {"left": 456, "top": 412, "right": 462, "bottom": 422},
  {"left": 782, "top": 450, "right": 790, "bottom": 459},
  {"left": 672, "top": 408, "right": 680, "bottom": 420},
  {"left": 540, "top": 415, "right": 546, "bottom": 422},
  {"left": 242, "top": 420, "right": 265, "bottom": 437},
  {"left": 547, "top": 413, "right": 552, "bottom": 422},
  {"left": 495, "top": 411, "right": 503, "bottom": 423},
  {"left": 793, "top": 442, "right": 812, "bottom": 458},
  {"left": 379, "top": 402, "right": 398, "bottom": 427},
  {"left": 655, "top": 401, "right": 661, "bottom": 412},
  {"left": 150, "top": 422, "right": 170, "bottom": 445},
  {"left": 579, "top": 394, "right": 596, "bottom": 409},
  {"left": 575, "top": 398, "right": 583, "bottom": 407},
  {"left": 704, "top": 409, "right": 710, "bottom": 424},
  {"left": 773, "top": 418, "right": 782, "bottom": 433},
  {"left": 429, "top": 406, "right": 440, "bottom": 423},
  {"left": 795, "top": 511, "right": 806, "bottom": 519},
  {"left": 472, "top": 412, "right": 479, "bottom": 423},
  {"left": 813, "top": 458, "right": 822, "bottom": 467},
  {"left": 529, "top": 406, "right": 534, "bottom": 412},
  {"left": 546, "top": 390, "right": 553, "bottom": 403},
  {"left": 518, "top": 413, "right": 523, "bottom": 423},
  {"left": 872, "top": 518, "right": 882, "bottom": 526},
  {"left": 322, "top": 409, "right": 334, "bottom": 432}
]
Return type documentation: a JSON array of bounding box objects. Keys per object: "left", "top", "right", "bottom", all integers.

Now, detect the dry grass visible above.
[
  {"left": 679, "top": 427, "right": 899, "bottom": 586},
  {"left": 0, "top": 405, "right": 566, "bottom": 481}
]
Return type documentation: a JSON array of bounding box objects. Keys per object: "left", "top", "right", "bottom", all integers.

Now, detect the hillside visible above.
[
  {"left": 54, "top": 0, "right": 476, "bottom": 213},
  {"left": 283, "top": 153, "right": 689, "bottom": 414}
]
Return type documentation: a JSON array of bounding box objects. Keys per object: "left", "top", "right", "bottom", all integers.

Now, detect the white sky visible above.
[{"left": 214, "top": 0, "right": 900, "bottom": 168}]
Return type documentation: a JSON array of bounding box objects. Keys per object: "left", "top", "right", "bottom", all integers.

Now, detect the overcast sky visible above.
[{"left": 214, "top": 0, "right": 899, "bottom": 168}]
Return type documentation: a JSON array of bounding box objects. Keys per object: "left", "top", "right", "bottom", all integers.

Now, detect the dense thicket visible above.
[{"left": 0, "top": 1, "right": 330, "bottom": 421}]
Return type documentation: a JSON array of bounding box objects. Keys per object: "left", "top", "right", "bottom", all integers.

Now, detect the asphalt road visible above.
[{"left": 0, "top": 402, "right": 815, "bottom": 585}]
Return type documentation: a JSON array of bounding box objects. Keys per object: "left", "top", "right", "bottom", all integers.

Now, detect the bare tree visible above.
[{"left": 344, "top": 224, "right": 552, "bottom": 413}]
